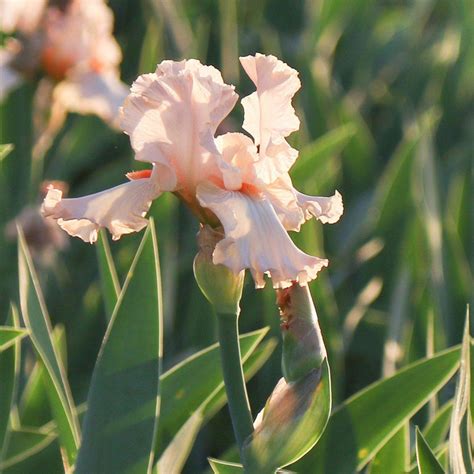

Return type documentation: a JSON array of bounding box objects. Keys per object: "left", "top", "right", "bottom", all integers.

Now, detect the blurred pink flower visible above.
[
  {"left": 0, "top": 0, "right": 127, "bottom": 127},
  {"left": 42, "top": 54, "right": 343, "bottom": 288}
]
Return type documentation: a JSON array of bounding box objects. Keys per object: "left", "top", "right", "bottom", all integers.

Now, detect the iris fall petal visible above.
[
  {"left": 41, "top": 175, "right": 161, "bottom": 243},
  {"left": 296, "top": 190, "right": 344, "bottom": 224},
  {"left": 197, "top": 182, "right": 328, "bottom": 289}
]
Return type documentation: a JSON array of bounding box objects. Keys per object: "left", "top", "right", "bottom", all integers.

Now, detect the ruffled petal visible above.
[
  {"left": 41, "top": 174, "right": 161, "bottom": 243},
  {"left": 121, "top": 59, "right": 238, "bottom": 192},
  {"left": 263, "top": 175, "right": 304, "bottom": 231},
  {"left": 296, "top": 190, "right": 344, "bottom": 224},
  {"left": 43, "top": 0, "right": 121, "bottom": 72},
  {"left": 240, "top": 53, "right": 301, "bottom": 183},
  {"left": 53, "top": 70, "right": 128, "bottom": 127},
  {"left": 0, "top": 48, "right": 23, "bottom": 101},
  {"left": 215, "top": 132, "right": 258, "bottom": 191},
  {"left": 197, "top": 182, "right": 328, "bottom": 289}
]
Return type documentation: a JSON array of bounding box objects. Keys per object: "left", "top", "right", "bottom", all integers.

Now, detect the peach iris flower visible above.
[
  {"left": 0, "top": 0, "right": 128, "bottom": 126},
  {"left": 42, "top": 54, "right": 343, "bottom": 288}
]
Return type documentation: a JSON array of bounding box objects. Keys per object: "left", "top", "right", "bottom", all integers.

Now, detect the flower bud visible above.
[
  {"left": 242, "top": 360, "right": 331, "bottom": 472},
  {"left": 278, "top": 283, "right": 326, "bottom": 383},
  {"left": 193, "top": 225, "right": 244, "bottom": 315}
]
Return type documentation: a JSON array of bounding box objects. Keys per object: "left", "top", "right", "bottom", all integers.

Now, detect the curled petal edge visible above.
[
  {"left": 297, "top": 190, "right": 344, "bottom": 224},
  {"left": 41, "top": 177, "right": 161, "bottom": 243}
]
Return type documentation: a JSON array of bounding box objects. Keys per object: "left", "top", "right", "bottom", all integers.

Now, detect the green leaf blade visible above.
[
  {"left": 208, "top": 458, "right": 244, "bottom": 474},
  {"left": 369, "top": 423, "right": 409, "bottom": 474},
  {"left": 291, "top": 346, "right": 461, "bottom": 473},
  {"left": 96, "top": 229, "right": 121, "bottom": 321},
  {"left": 448, "top": 310, "right": 472, "bottom": 474},
  {"left": 18, "top": 230, "right": 80, "bottom": 464},
  {"left": 75, "top": 221, "right": 163, "bottom": 474},
  {"left": 416, "top": 427, "right": 445, "bottom": 474},
  {"left": 155, "top": 327, "right": 270, "bottom": 459},
  {"left": 0, "top": 306, "right": 22, "bottom": 463},
  {"left": 0, "top": 327, "right": 27, "bottom": 352}
]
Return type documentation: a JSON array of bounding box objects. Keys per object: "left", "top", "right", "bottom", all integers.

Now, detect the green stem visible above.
[{"left": 217, "top": 312, "right": 254, "bottom": 453}]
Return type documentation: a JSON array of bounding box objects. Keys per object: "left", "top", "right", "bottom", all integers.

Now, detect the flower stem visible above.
[{"left": 216, "top": 311, "right": 254, "bottom": 453}]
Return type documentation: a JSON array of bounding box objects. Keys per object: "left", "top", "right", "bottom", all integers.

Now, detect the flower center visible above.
[
  {"left": 41, "top": 46, "right": 75, "bottom": 80},
  {"left": 239, "top": 182, "right": 261, "bottom": 197},
  {"left": 126, "top": 169, "right": 153, "bottom": 180}
]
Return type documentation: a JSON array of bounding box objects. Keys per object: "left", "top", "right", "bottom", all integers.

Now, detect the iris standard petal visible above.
[
  {"left": 121, "top": 60, "right": 238, "bottom": 191},
  {"left": 240, "top": 53, "right": 301, "bottom": 183}
]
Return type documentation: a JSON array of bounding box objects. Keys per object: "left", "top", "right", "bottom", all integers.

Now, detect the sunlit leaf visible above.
[
  {"left": 0, "top": 306, "right": 21, "bottom": 463},
  {"left": 19, "top": 326, "right": 67, "bottom": 428},
  {"left": 448, "top": 310, "right": 472, "bottom": 474},
  {"left": 154, "top": 336, "right": 275, "bottom": 472},
  {"left": 155, "top": 410, "right": 203, "bottom": 474},
  {"left": 369, "top": 423, "right": 408, "bottom": 473},
  {"left": 0, "top": 428, "right": 55, "bottom": 471},
  {"left": 423, "top": 402, "right": 453, "bottom": 450},
  {"left": 155, "top": 327, "right": 270, "bottom": 457},
  {"left": 96, "top": 229, "right": 121, "bottom": 321},
  {"left": 291, "top": 345, "right": 462, "bottom": 473},
  {"left": 0, "top": 327, "right": 27, "bottom": 352},
  {"left": 292, "top": 123, "right": 356, "bottom": 186},
  {"left": 18, "top": 229, "right": 80, "bottom": 464},
  {"left": 208, "top": 458, "right": 244, "bottom": 474},
  {"left": 416, "top": 427, "right": 445, "bottom": 474},
  {"left": 75, "top": 220, "right": 163, "bottom": 474},
  {"left": 0, "top": 144, "right": 14, "bottom": 162}
]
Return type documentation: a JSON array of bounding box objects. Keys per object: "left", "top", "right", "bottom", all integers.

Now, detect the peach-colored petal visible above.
[
  {"left": 0, "top": 0, "right": 46, "bottom": 34},
  {"left": 42, "top": 0, "right": 121, "bottom": 75},
  {"left": 53, "top": 71, "right": 128, "bottom": 127},
  {"left": 263, "top": 175, "right": 344, "bottom": 229},
  {"left": 0, "top": 48, "right": 22, "bottom": 100},
  {"left": 197, "top": 182, "right": 328, "bottom": 289},
  {"left": 41, "top": 174, "right": 161, "bottom": 243},
  {"left": 215, "top": 132, "right": 258, "bottom": 191},
  {"left": 296, "top": 190, "right": 344, "bottom": 224},
  {"left": 240, "top": 53, "right": 301, "bottom": 183},
  {"left": 263, "top": 175, "right": 304, "bottom": 231},
  {"left": 121, "top": 59, "right": 238, "bottom": 192}
]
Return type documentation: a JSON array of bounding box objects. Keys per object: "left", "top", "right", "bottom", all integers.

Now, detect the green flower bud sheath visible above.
[
  {"left": 193, "top": 226, "right": 253, "bottom": 453},
  {"left": 277, "top": 283, "right": 327, "bottom": 383},
  {"left": 242, "top": 284, "right": 331, "bottom": 472}
]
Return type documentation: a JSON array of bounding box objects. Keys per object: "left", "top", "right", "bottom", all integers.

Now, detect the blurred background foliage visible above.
[{"left": 0, "top": 0, "right": 472, "bottom": 472}]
